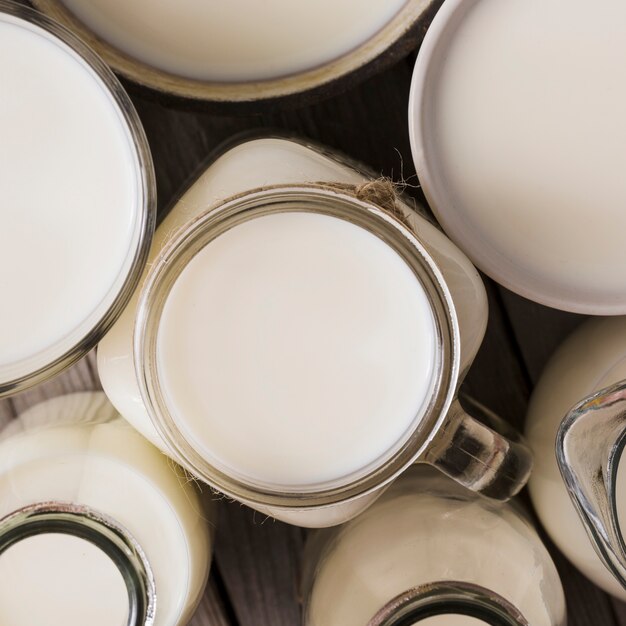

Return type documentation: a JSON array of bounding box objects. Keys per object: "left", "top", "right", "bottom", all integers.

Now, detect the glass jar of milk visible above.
[
  {"left": 0, "top": 2, "right": 155, "bottom": 397},
  {"left": 0, "top": 392, "right": 211, "bottom": 626},
  {"left": 98, "top": 136, "right": 532, "bottom": 527},
  {"left": 31, "top": 0, "right": 438, "bottom": 103},
  {"left": 302, "top": 467, "right": 567, "bottom": 626},
  {"left": 527, "top": 317, "right": 626, "bottom": 599}
]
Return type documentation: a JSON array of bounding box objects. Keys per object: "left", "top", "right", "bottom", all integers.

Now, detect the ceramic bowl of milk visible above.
[
  {"left": 409, "top": 0, "right": 626, "bottom": 314},
  {"left": 527, "top": 317, "right": 626, "bottom": 600},
  {"left": 302, "top": 467, "right": 566, "bottom": 626},
  {"left": 0, "top": 392, "right": 211, "bottom": 626},
  {"left": 98, "top": 136, "right": 532, "bottom": 527},
  {"left": 0, "top": 2, "right": 155, "bottom": 396},
  {"left": 30, "top": 0, "right": 440, "bottom": 104}
]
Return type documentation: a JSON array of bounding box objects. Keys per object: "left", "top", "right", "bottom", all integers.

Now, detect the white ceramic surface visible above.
[{"left": 410, "top": 0, "right": 626, "bottom": 313}]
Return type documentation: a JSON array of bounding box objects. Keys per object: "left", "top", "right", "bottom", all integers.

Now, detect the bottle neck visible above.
[
  {"left": 369, "top": 581, "right": 528, "bottom": 626},
  {"left": 0, "top": 502, "right": 156, "bottom": 626}
]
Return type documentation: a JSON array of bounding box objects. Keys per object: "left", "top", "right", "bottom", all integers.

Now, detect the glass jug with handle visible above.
[
  {"left": 98, "top": 136, "right": 532, "bottom": 527},
  {"left": 527, "top": 316, "right": 626, "bottom": 598}
]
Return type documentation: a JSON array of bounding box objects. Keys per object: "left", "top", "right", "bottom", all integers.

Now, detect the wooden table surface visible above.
[{"left": 2, "top": 7, "right": 624, "bottom": 623}]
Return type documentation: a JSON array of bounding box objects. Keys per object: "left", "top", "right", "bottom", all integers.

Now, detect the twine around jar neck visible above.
[
  {"left": 311, "top": 179, "right": 413, "bottom": 228},
  {"left": 159, "top": 178, "right": 416, "bottom": 253}
]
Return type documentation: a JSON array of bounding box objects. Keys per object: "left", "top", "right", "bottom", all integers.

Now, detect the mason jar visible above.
[
  {"left": 98, "top": 136, "right": 532, "bottom": 527},
  {"left": 0, "top": 392, "right": 211, "bottom": 626},
  {"left": 527, "top": 316, "right": 626, "bottom": 599},
  {"left": 30, "top": 0, "right": 441, "bottom": 104},
  {"left": 302, "top": 466, "right": 566, "bottom": 626},
  {"left": 0, "top": 1, "right": 155, "bottom": 397}
]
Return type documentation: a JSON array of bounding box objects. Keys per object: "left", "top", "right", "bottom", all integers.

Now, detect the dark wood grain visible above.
[
  {"left": 611, "top": 601, "right": 626, "bottom": 626},
  {"left": 497, "top": 289, "right": 587, "bottom": 383},
  {"left": 188, "top": 576, "right": 235, "bottom": 626},
  {"left": 213, "top": 501, "right": 304, "bottom": 626},
  {"left": 461, "top": 280, "right": 529, "bottom": 430}
]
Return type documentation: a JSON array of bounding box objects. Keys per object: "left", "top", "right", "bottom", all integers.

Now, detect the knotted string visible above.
[
  {"left": 312, "top": 178, "right": 413, "bottom": 228},
  {"left": 158, "top": 178, "right": 418, "bottom": 255}
]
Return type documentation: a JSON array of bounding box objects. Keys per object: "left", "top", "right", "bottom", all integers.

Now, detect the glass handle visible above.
[
  {"left": 423, "top": 399, "right": 533, "bottom": 501},
  {"left": 557, "top": 380, "right": 626, "bottom": 589}
]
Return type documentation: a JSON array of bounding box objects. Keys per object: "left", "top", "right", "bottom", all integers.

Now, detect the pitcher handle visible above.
[
  {"left": 557, "top": 380, "right": 626, "bottom": 588},
  {"left": 423, "top": 398, "right": 533, "bottom": 501}
]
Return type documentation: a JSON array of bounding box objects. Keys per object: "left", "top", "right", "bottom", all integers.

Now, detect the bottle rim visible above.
[
  {"left": 0, "top": 501, "right": 156, "bottom": 626},
  {"left": 369, "top": 581, "right": 529, "bottom": 626}
]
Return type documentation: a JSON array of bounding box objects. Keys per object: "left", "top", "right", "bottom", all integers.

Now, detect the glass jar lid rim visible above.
[
  {"left": 0, "top": 0, "right": 156, "bottom": 397},
  {"left": 134, "top": 184, "right": 461, "bottom": 509}
]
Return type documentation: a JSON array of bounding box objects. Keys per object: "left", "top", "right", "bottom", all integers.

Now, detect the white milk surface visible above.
[
  {"left": 428, "top": 0, "right": 626, "bottom": 306},
  {"left": 0, "top": 14, "right": 136, "bottom": 370},
  {"left": 60, "top": 0, "right": 407, "bottom": 81},
  {"left": 156, "top": 211, "right": 437, "bottom": 487},
  {"left": 0, "top": 534, "right": 128, "bottom": 626}
]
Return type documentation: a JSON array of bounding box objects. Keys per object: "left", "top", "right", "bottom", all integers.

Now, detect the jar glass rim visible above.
[
  {"left": 134, "top": 185, "right": 460, "bottom": 509},
  {"left": 0, "top": 0, "right": 156, "bottom": 397}
]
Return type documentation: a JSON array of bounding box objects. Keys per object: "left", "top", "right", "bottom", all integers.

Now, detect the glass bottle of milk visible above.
[
  {"left": 302, "top": 467, "right": 566, "bottom": 626},
  {"left": 527, "top": 316, "right": 626, "bottom": 599},
  {"left": 0, "top": 392, "right": 212, "bottom": 626}
]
